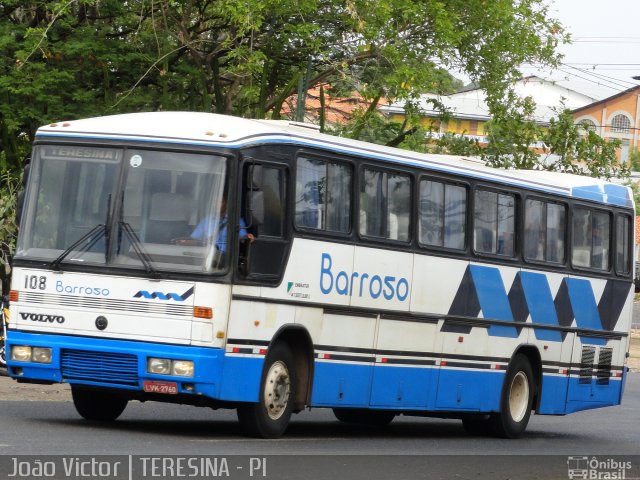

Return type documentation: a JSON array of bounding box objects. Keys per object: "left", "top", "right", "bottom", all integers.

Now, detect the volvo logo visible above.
[
  {"left": 19, "top": 312, "right": 65, "bottom": 324},
  {"left": 95, "top": 316, "right": 108, "bottom": 331}
]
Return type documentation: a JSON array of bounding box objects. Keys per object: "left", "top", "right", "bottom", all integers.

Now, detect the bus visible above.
[{"left": 6, "top": 112, "right": 634, "bottom": 438}]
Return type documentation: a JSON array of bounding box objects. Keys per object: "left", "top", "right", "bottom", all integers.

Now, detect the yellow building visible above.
[
  {"left": 571, "top": 85, "right": 640, "bottom": 164},
  {"left": 380, "top": 76, "right": 596, "bottom": 145}
]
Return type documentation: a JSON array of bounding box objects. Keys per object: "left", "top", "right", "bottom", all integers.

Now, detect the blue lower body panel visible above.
[
  {"left": 538, "top": 375, "right": 570, "bottom": 414},
  {"left": 8, "top": 331, "right": 625, "bottom": 415},
  {"left": 311, "top": 362, "right": 373, "bottom": 407},
  {"left": 565, "top": 376, "right": 624, "bottom": 414},
  {"left": 6, "top": 330, "right": 262, "bottom": 403}
]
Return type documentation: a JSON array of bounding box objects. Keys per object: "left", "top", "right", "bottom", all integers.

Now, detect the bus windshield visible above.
[{"left": 16, "top": 145, "right": 229, "bottom": 274}]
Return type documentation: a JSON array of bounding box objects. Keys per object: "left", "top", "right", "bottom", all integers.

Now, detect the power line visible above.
[
  {"left": 556, "top": 68, "right": 625, "bottom": 92},
  {"left": 562, "top": 64, "right": 637, "bottom": 89},
  {"left": 525, "top": 62, "right": 640, "bottom": 66}
]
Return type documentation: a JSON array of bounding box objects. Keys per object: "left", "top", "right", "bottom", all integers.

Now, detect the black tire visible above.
[
  {"left": 461, "top": 414, "right": 491, "bottom": 436},
  {"left": 71, "top": 386, "right": 128, "bottom": 421},
  {"left": 237, "top": 343, "right": 296, "bottom": 438},
  {"left": 333, "top": 408, "right": 395, "bottom": 426},
  {"left": 0, "top": 342, "right": 6, "bottom": 368},
  {"left": 490, "top": 354, "right": 534, "bottom": 438}
]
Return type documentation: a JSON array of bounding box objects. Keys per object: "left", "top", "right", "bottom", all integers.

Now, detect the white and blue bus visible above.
[{"left": 6, "top": 112, "right": 635, "bottom": 438}]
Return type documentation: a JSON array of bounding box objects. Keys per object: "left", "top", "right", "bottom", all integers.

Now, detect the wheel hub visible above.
[
  {"left": 508, "top": 371, "right": 529, "bottom": 422},
  {"left": 264, "top": 360, "right": 291, "bottom": 420}
]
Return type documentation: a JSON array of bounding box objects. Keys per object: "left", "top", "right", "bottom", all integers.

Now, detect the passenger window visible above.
[
  {"left": 360, "top": 168, "right": 411, "bottom": 241},
  {"left": 419, "top": 179, "right": 466, "bottom": 250},
  {"left": 295, "top": 157, "right": 351, "bottom": 233},
  {"left": 473, "top": 189, "right": 515, "bottom": 256},
  {"left": 615, "top": 215, "right": 631, "bottom": 275},
  {"left": 572, "top": 208, "right": 610, "bottom": 270},
  {"left": 524, "top": 199, "right": 566, "bottom": 264}
]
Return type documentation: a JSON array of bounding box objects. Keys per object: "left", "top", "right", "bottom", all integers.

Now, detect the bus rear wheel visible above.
[
  {"left": 237, "top": 343, "right": 295, "bottom": 438},
  {"left": 490, "top": 354, "right": 534, "bottom": 438},
  {"left": 333, "top": 408, "right": 395, "bottom": 426},
  {"left": 71, "top": 386, "right": 128, "bottom": 421}
]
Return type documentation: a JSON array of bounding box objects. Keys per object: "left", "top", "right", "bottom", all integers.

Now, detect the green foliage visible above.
[
  {"left": 540, "top": 109, "right": 627, "bottom": 180},
  {"left": 431, "top": 133, "right": 481, "bottom": 157},
  {"left": 480, "top": 94, "right": 541, "bottom": 169},
  {"left": 629, "top": 148, "right": 640, "bottom": 172},
  {"left": 0, "top": 0, "right": 569, "bottom": 284},
  {"left": 0, "top": 166, "right": 19, "bottom": 290}
]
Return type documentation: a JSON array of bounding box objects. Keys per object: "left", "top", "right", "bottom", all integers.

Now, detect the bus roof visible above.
[{"left": 36, "top": 111, "right": 633, "bottom": 209}]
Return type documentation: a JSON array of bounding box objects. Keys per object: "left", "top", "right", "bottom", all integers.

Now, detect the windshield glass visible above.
[
  {"left": 16, "top": 146, "right": 229, "bottom": 274},
  {"left": 16, "top": 145, "right": 121, "bottom": 265},
  {"left": 113, "top": 149, "right": 227, "bottom": 273}
]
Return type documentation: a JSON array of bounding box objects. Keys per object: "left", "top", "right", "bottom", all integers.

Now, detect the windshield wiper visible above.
[
  {"left": 49, "top": 195, "right": 113, "bottom": 271},
  {"left": 115, "top": 192, "right": 157, "bottom": 276},
  {"left": 48, "top": 224, "right": 108, "bottom": 271},
  {"left": 118, "top": 220, "right": 158, "bottom": 276}
]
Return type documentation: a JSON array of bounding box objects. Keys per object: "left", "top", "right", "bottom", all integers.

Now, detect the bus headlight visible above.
[
  {"left": 11, "top": 346, "right": 32, "bottom": 362},
  {"left": 172, "top": 360, "right": 194, "bottom": 377},
  {"left": 147, "top": 358, "right": 171, "bottom": 375},
  {"left": 147, "top": 357, "right": 194, "bottom": 377},
  {"left": 32, "top": 347, "right": 52, "bottom": 364}
]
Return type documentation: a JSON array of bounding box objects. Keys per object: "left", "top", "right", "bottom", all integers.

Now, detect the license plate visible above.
[{"left": 143, "top": 381, "right": 178, "bottom": 394}]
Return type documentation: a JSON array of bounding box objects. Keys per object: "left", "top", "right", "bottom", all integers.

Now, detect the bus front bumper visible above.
[{"left": 6, "top": 330, "right": 228, "bottom": 400}]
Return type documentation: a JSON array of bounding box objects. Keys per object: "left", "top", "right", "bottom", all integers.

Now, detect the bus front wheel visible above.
[
  {"left": 490, "top": 354, "right": 534, "bottom": 438},
  {"left": 71, "top": 386, "right": 128, "bottom": 421},
  {"left": 237, "top": 343, "right": 296, "bottom": 438}
]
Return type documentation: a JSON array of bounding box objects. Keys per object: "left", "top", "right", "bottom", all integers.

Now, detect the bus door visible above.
[{"left": 237, "top": 161, "right": 290, "bottom": 283}]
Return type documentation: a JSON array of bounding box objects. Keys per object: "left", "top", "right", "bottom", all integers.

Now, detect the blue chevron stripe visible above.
[
  {"left": 449, "top": 266, "right": 614, "bottom": 343},
  {"left": 518, "top": 272, "right": 563, "bottom": 342},
  {"left": 133, "top": 286, "right": 194, "bottom": 302},
  {"left": 564, "top": 278, "right": 606, "bottom": 346},
  {"left": 469, "top": 265, "right": 518, "bottom": 338}
]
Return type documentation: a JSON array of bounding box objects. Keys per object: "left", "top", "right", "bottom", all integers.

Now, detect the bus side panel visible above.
[
  {"left": 224, "top": 300, "right": 299, "bottom": 401},
  {"left": 521, "top": 270, "right": 571, "bottom": 415},
  {"left": 369, "top": 319, "right": 439, "bottom": 408},
  {"left": 565, "top": 276, "right": 628, "bottom": 412},
  {"left": 310, "top": 362, "right": 374, "bottom": 407},
  {"left": 309, "top": 312, "right": 376, "bottom": 407},
  {"left": 434, "top": 264, "right": 520, "bottom": 412},
  {"left": 369, "top": 365, "right": 436, "bottom": 408},
  {"left": 218, "top": 356, "right": 265, "bottom": 402},
  {"left": 434, "top": 369, "right": 504, "bottom": 411},
  {"left": 538, "top": 375, "right": 569, "bottom": 414}
]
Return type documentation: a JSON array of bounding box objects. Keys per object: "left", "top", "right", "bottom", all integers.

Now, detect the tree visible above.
[
  {"left": 540, "top": 109, "right": 627, "bottom": 180},
  {"left": 0, "top": 0, "right": 567, "bottom": 273},
  {"left": 0, "top": 0, "right": 567, "bottom": 163}
]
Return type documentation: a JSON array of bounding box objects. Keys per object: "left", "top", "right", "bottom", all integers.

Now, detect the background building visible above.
[
  {"left": 571, "top": 85, "right": 640, "bottom": 164},
  {"left": 380, "top": 76, "right": 596, "bottom": 145}
]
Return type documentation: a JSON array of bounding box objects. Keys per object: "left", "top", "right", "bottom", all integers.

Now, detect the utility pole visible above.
[{"left": 294, "top": 58, "right": 312, "bottom": 122}]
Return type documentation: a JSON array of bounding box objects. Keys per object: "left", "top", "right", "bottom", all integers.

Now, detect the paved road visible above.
[{"left": 0, "top": 374, "right": 638, "bottom": 479}]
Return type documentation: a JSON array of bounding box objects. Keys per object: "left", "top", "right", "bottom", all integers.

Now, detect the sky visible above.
[{"left": 520, "top": 0, "right": 640, "bottom": 100}]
